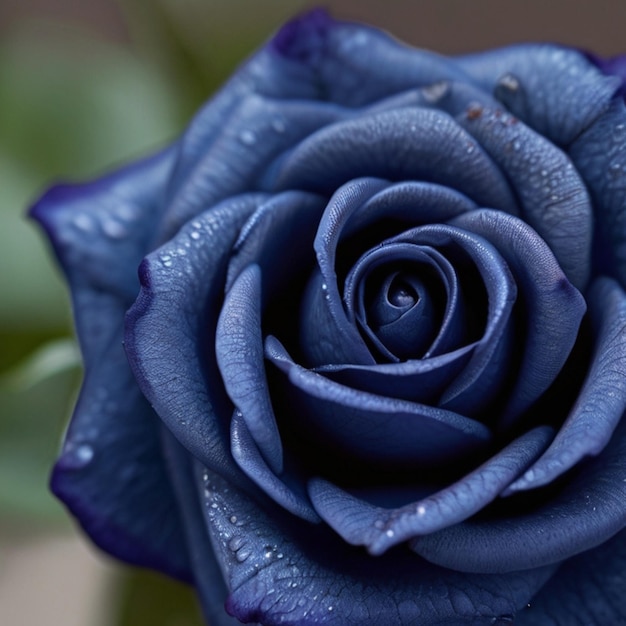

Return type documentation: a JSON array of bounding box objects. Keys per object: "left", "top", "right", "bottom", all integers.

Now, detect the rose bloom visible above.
[{"left": 32, "top": 10, "right": 626, "bottom": 626}]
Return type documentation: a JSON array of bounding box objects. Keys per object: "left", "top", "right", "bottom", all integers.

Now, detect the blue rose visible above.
[{"left": 31, "top": 9, "right": 626, "bottom": 625}]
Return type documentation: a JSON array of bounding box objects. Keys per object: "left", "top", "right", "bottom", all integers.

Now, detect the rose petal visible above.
[
  {"left": 216, "top": 265, "right": 283, "bottom": 473},
  {"left": 515, "top": 527, "right": 626, "bottom": 625},
  {"left": 271, "top": 10, "right": 469, "bottom": 107},
  {"left": 225, "top": 190, "right": 326, "bottom": 300},
  {"left": 161, "top": 431, "right": 240, "bottom": 625},
  {"left": 411, "top": 418, "right": 626, "bottom": 573},
  {"left": 31, "top": 148, "right": 191, "bottom": 580},
  {"left": 161, "top": 95, "right": 347, "bottom": 239},
  {"left": 343, "top": 179, "right": 478, "bottom": 237},
  {"left": 570, "top": 98, "right": 626, "bottom": 288},
  {"left": 391, "top": 224, "right": 517, "bottom": 415},
  {"left": 230, "top": 410, "right": 320, "bottom": 522},
  {"left": 308, "top": 426, "right": 552, "bottom": 555},
  {"left": 301, "top": 178, "right": 389, "bottom": 367},
  {"left": 458, "top": 44, "right": 620, "bottom": 145},
  {"left": 460, "top": 107, "right": 593, "bottom": 290},
  {"left": 314, "top": 346, "right": 475, "bottom": 404},
  {"left": 125, "top": 194, "right": 264, "bottom": 484},
  {"left": 30, "top": 146, "right": 176, "bottom": 331},
  {"left": 505, "top": 277, "right": 626, "bottom": 493},
  {"left": 274, "top": 107, "right": 518, "bottom": 215},
  {"left": 345, "top": 244, "right": 466, "bottom": 360},
  {"left": 266, "top": 336, "right": 491, "bottom": 469},
  {"left": 450, "top": 209, "right": 586, "bottom": 427},
  {"left": 197, "top": 464, "right": 554, "bottom": 625}
]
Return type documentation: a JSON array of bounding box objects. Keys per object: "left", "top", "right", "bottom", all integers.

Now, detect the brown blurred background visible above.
[{"left": 1, "top": 1, "right": 625, "bottom": 625}]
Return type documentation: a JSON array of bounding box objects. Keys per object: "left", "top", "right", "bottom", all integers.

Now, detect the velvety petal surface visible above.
[
  {"left": 31, "top": 147, "right": 194, "bottom": 580},
  {"left": 309, "top": 426, "right": 552, "bottom": 555},
  {"left": 411, "top": 417, "right": 626, "bottom": 573},
  {"left": 460, "top": 107, "right": 593, "bottom": 290},
  {"left": 161, "top": 95, "right": 346, "bottom": 239},
  {"left": 450, "top": 209, "right": 586, "bottom": 426},
  {"left": 266, "top": 336, "right": 491, "bottom": 468},
  {"left": 126, "top": 194, "right": 266, "bottom": 484},
  {"left": 274, "top": 107, "right": 518, "bottom": 215},
  {"left": 516, "top": 527, "right": 626, "bottom": 625},
  {"left": 457, "top": 44, "right": 620, "bottom": 145},
  {"left": 570, "top": 98, "right": 626, "bottom": 287},
  {"left": 506, "top": 276, "right": 626, "bottom": 492},
  {"left": 197, "top": 465, "right": 555, "bottom": 625},
  {"left": 217, "top": 265, "right": 283, "bottom": 474}
]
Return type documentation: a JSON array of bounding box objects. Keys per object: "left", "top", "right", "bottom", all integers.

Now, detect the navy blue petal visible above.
[
  {"left": 31, "top": 147, "right": 192, "bottom": 579},
  {"left": 225, "top": 190, "right": 327, "bottom": 299},
  {"left": 412, "top": 417, "right": 626, "bottom": 573},
  {"left": 569, "top": 98, "right": 626, "bottom": 287},
  {"left": 301, "top": 178, "right": 389, "bottom": 367},
  {"left": 50, "top": 335, "right": 192, "bottom": 581},
  {"left": 342, "top": 180, "right": 478, "bottom": 237},
  {"left": 30, "top": 146, "right": 177, "bottom": 356},
  {"left": 197, "top": 464, "right": 554, "bottom": 625},
  {"left": 161, "top": 431, "right": 242, "bottom": 625},
  {"left": 460, "top": 107, "right": 593, "bottom": 290},
  {"left": 516, "top": 527, "right": 626, "bottom": 625},
  {"left": 392, "top": 224, "right": 517, "bottom": 415},
  {"left": 314, "top": 345, "right": 475, "bottom": 404},
  {"left": 451, "top": 209, "right": 586, "bottom": 427},
  {"left": 274, "top": 107, "right": 518, "bottom": 215},
  {"left": 266, "top": 336, "right": 491, "bottom": 469},
  {"left": 216, "top": 265, "right": 282, "bottom": 474},
  {"left": 161, "top": 95, "right": 347, "bottom": 239},
  {"left": 125, "top": 194, "right": 264, "bottom": 485},
  {"left": 270, "top": 10, "right": 470, "bottom": 107},
  {"left": 308, "top": 426, "right": 552, "bottom": 555},
  {"left": 230, "top": 410, "right": 320, "bottom": 522},
  {"left": 506, "top": 277, "right": 626, "bottom": 493},
  {"left": 457, "top": 44, "right": 620, "bottom": 145}
]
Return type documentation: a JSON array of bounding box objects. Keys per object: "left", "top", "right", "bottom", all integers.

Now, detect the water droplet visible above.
[
  {"left": 541, "top": 169, "right": 548, "bottom": 177},
  {"left": 512, "top": 140, "right": 521, "bottom": 151},
  {"left": 271, "top": 119, "right": 286, "bottom": 133},
  {"left": 277, "top": 552, "right": 284, "bottom": 559},
  {"left": 239, "top": 130, "right": 257, "bottom": 145},
  {"left": 498, "top": 73, "right": 520, "bottom": 92},
  {"left": 264, "top": 546, "right": 274, "bottom": 559},
  {"left": 466, "top": 144, "right": 476, "bottom": 155},
  {"left": 523, "top": 468, "right": 535, "bottom": 482},
  {"left": 328, "top": 606, "right": 334, "bottom": 612},
  {"left": 62, "top": 442, "right": 94, "bottom": 469},
  {"left": 228, "top": 537, "right": 244, "bottom": 552},
  {"left": 230, "top": 515, "right": 238, "bottom": 524},
  {"left": 385, "top": 529, "right": 395, "bottom": 538},
  {"left": 422, "top": 81, "right": 449, "bottom": 103},
  {"left": 102, "top": 219, "right": 128, "bottom": 239},
  {"left": 190, "top": 230, "right": 201, "bottom": 240},
  {"left": 236, "top": 548, "right": 251, "bottom": 563},
  {"left": 73, "top": 214, "right": 94, "bottom": 232},
  {"left": 417, "top": 504, "right": 426, "bottom": 516},
  {"left": 160, "top": 254, "right": 173, "bottom": 268}
]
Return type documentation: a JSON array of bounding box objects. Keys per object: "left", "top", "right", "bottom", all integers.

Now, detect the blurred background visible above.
[{"left": 2, "top": 1, "right": 626, "bottom": 624}]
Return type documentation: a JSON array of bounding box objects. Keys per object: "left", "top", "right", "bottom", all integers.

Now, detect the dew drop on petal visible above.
[{"left": 239, "top": 130, "right": 257, "bottom": 145}]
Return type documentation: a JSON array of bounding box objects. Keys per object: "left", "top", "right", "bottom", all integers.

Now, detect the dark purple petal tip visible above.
[{"left": 270, "top": 8, "right": 334, "bottom": 62}]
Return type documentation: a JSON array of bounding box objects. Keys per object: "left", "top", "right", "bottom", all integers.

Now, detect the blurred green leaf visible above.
[{"left": 115, "top": 568, "right": 203, "bottom": 626}]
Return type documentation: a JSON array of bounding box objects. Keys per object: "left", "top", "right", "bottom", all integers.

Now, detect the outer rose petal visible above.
[
  {"left": 30, "top": 149, "right": 192, "bottom": 579},
  {"left": 197, "top": 466, "right": 555, "bottom": 626}
]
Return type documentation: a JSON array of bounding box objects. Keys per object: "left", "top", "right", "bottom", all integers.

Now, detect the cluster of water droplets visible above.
[
  {"left": 71, "top": 199, "right": 142, "bottom": 242},
  {"left": 201, "top": 470, "right": 339, "bottom": 622}
]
